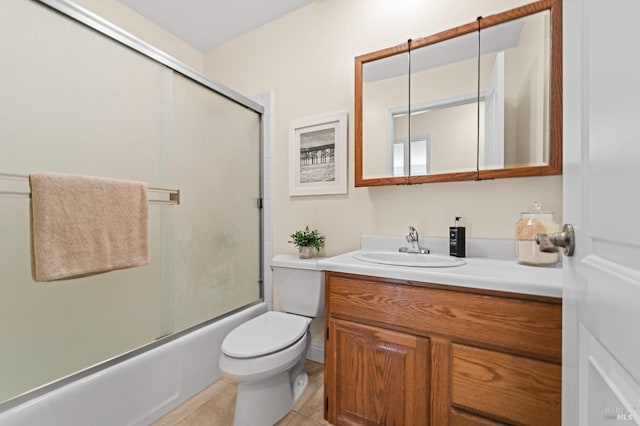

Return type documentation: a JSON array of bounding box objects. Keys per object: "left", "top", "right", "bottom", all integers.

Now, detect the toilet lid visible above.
[{"left": 222, "top": 311, "right": 311, "bottom": 358}]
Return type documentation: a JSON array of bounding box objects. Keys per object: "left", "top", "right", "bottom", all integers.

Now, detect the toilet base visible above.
[
  {"left": 233, "top": 368, "right": 308, "bottom": 426},
  {"left": 221, "top": 323, "right": 313, "bottom": 426}
]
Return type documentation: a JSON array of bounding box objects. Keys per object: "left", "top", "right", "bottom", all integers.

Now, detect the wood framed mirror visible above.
[{"left": 355, "top": 0, "right": 562, "bottom": 187}]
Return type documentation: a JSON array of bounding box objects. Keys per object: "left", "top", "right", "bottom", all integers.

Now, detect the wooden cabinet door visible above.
[{"left": 326, "top": 319, "right": 429, "bottom": 426}]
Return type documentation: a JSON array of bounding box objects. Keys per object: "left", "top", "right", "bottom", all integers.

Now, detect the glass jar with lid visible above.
[{"left": 515, "top": 202, "right": 560, "bottom": 266}]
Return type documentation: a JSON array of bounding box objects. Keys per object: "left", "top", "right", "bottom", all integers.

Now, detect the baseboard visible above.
[{"left": 307, "top": 340, "right": 324, "bottom": 364}]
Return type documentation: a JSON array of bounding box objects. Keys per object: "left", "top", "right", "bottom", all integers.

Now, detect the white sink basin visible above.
[{"left": 353, "top": 251, "right": 466, "bottom": 268}]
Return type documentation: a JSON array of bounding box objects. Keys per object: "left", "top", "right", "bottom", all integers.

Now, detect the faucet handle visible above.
[
  {"left": 400, "top": 226, "right": 430, "bottom": 254},
  {"left": 406, "top": 226, "right": 417, "bottom": 242}
]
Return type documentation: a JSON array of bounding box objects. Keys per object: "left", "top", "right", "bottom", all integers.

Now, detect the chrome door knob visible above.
[{"left": 536, "top": 224, "right": 575, "bottom": 256}]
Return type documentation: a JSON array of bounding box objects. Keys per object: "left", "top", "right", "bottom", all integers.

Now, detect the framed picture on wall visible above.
[{"left": 289, "top": 111, "right": 348, "bottom": 196}]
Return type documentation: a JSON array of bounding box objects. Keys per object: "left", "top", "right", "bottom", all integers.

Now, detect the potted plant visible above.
[{"left": 289, "top": 226, "right": 325, "bottom": 259}]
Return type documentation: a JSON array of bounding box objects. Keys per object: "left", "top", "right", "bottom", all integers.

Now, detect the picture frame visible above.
[{"left": 289, "top": 111, "right": 348, "bottom": 196}]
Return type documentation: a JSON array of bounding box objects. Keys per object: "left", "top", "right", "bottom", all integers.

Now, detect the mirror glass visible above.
[
  {"left": 355, "top": 1, "right": 561, "bottom": 186},
  {"left": 479, "top": 10, "right": 550, "bottom": 170},
  {"left": 407, "top": 32, "right": 480, "bottom": 176},
  {"left": 361, "top": 49, "right": 409, "bottom": 180}
]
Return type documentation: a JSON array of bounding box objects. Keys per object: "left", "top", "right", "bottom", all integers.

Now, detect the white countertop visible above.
[{"left": 318, "top": 250, "right": 563, "bottom": 298}]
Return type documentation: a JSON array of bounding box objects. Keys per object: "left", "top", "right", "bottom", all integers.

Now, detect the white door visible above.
[{"left": 563, "top": 0, "right": 640, "bottom": 424}]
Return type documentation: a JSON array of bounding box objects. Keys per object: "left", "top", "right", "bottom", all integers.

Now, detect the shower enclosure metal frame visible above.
[{"left": 0, "top": 0, "right": 265, "bottom": 412}]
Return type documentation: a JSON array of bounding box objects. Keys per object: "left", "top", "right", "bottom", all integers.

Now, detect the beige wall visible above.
[
  {"left": 204, "top": 0, "right": 562, "bottom": 256},
  {"left": 72, "top": 0, "right": 204, "bottom": 71}
]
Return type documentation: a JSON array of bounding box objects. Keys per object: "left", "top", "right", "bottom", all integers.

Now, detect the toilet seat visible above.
[{"left": 222, "top": 311, "right": 310, "bottom": 359}]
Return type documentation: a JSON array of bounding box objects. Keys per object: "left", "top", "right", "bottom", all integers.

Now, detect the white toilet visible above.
[{"left": 219, "top": 255, "right": 325, "bottom": 426}]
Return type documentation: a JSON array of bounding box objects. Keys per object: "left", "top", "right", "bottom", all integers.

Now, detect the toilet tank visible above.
[{"left": 271, "top": 254, "right": 325, "bottom": 317}]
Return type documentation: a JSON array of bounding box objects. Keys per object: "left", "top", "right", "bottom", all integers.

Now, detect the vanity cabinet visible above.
[
  {"left": 324, "top": 272, "right": 562, "bottom": 425},
  {"left": 328, "top": 319, "right": 430, "bottom": 425}
]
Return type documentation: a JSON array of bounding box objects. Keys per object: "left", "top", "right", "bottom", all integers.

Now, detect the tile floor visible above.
[{"left": 153, "top": 361, "right": 329, "bottom": 426}]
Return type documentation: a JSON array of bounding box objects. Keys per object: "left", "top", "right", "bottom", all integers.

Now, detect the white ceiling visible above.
[{"left": 118, "top": 0, "right": 315, "bottom": 52}]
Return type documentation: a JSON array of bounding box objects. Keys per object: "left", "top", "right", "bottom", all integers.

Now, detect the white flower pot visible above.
[{"left": 299, "top": 246, "right": 316, "bottom": 259}]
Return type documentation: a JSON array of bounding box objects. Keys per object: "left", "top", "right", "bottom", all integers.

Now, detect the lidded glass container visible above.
[{"left": 515, "top": 202, "right": 560, "bottom": 266}]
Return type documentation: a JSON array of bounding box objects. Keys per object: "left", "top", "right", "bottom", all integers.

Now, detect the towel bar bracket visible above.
[{"left": 170, "top": 190, "right": 180, "bottom": 205}]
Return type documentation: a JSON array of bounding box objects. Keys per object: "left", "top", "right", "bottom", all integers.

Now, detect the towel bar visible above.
[{"left": 0, "top": 172, "right": 180, "bottom": 205}]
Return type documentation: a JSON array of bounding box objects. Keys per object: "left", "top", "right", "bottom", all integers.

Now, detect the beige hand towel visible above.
[{"left": 30, "top": 172, "right": 149, "bottom": 282}]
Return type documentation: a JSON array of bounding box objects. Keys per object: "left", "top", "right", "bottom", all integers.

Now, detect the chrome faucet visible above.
[{"left": 399, "top": 226, "right": 430, "bottom": 254}]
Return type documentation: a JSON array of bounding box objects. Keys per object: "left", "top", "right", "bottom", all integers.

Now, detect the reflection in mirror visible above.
[
  {"left": 361, "top": 49, "right": 409, "bottom": 180},
  {"left": 407, "top": 32, "right": 481, "bottom": 176},
  {"left": 392, "top": 113, "right": 433, "bottom": 176},
  {"left": 479, "top": 10, "right": 550, "bottom": 170},
  {"left": 406, "top": 103, "right": 482, "bottom": 175}
]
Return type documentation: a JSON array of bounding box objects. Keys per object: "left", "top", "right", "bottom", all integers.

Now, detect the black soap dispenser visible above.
[{"left": 449, "top": 217, "right": 466, "bottom": 258}]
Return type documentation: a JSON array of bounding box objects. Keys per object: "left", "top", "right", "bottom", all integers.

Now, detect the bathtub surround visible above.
[
  {"left": 30, "top": 172, "right": 150, "bottom": 282},
  {"left": 1, "top": 0, "right": 263, "bottom": 411}
]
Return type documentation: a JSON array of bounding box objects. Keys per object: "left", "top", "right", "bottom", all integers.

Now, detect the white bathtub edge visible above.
[{"left": 0, "top": 302, "right": 267, "bottom": 426}]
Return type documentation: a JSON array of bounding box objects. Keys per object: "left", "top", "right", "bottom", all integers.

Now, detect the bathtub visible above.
[{"left": 0, "top": 302, "right": 267, "bottom": 426}]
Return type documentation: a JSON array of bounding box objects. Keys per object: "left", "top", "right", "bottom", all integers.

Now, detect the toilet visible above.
[{"left": 219, "top": 255, "right": 325, "bottom": 426}]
